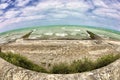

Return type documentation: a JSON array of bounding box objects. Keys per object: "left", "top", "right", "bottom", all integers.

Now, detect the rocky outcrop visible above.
[
  {"left": 1, "top": 40, "right": 120, "bottom": 68},
  {"left": 0, "top": 57, "right": 120, "bottom": 80},
  {"left": 86, "top": 30, "right": 103, "bottom": 40},
  {"left": 0, "top": 39, "right": 120, "bottom": 80},
  {"left": 21, "top": 30, "right": 34, "bottom": 39}
]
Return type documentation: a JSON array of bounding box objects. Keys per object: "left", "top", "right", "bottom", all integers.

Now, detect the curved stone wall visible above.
[{"left": 0, "top": 57, "right": 120, "bottom": 80}]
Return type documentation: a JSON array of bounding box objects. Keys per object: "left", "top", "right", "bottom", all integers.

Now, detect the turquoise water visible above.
[
  {"left": 0, "top": 25, "right": 120, "bottom": 35},
  {"left": 0, "top": 25, "right": 120, "bottom": 44}
]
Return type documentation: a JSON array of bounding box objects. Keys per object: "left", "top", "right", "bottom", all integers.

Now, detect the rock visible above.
[
  {"left": 0, "top": 58, "right": 120, "bottom": 80},
  {"left": 86, "top": 30, "right": 103, "bottom": 40}
]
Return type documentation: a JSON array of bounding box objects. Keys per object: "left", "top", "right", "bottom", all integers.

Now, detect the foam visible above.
[
  {"left": 44, "top": 32, "right": 53, "bottom": 36},
  {"left": 55, "top": 33, "right": 68, "bottom": 37}
]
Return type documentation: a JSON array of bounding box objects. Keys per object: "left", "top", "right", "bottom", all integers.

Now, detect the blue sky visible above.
[{"left": 0, "top": 0, "right": 120, "bottom": 32}]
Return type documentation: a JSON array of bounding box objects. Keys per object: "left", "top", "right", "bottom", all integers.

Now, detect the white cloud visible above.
[
  {"left": 20, "top": 6, "right": 41, "bottom": 17},
  {"left": 0, "top": 3, "right": 9, "bottom": 9},
  {"left": 0, "top": 10, "right": 3, "bottom": 15},
  {"left": 0, "top": 14, "right": 45, "bottom": 29},
  {"left": 111, "top": 3, "right": 120, "bottom": 9},
  {"left": 0, "top": 16, "right": 4, "bottom": 22},
  {"left": 50, "top": 13, "right": 68, "bottom": 18},
  {"left": 23, "top": 15, "right": 45, "bottom": 20},
  {"left": 93, "top": 0, "right": 108, "bottom": 8},
  {"left": 36, "top": 1, "right": 64, "bottom": 10},
  {"left": 93, "top": 8, "right": 120, "bottom": 19},
  {"left": 4, "top": 10, "right": 21, "bottom": 18},
  {"left": 16, "top": 0, "right": 30, "bottom": 7},
  {"left": 65, "top": 1, "right": 90, "bottom": 11},
  {"left": 0, "top": 0, "right": 120, "bottom": 31},
  {"left": 60, "top": 11, "right": 83, "bottom": 17},
  {"left": 1, "top": 0, "right": 9, "bottom": 3},
  {"left": 20, "top": 0, "right": 65, "bottom": 17},
  {"left": 50, "top": 10, "right": 85, "bottom": 19}
]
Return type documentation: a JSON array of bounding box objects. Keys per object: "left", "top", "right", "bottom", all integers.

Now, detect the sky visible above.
[{"left": 0, "top": 0, "right": 120, "bottom": 32}]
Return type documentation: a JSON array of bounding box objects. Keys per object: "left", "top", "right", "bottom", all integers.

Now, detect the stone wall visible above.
[{"left": 0, "top": 57, "right": 120, "bottom": 80}]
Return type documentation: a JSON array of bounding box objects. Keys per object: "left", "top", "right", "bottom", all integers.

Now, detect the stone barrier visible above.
[{"left": 0, "top": 58, "right": 120, "bottom": 80}]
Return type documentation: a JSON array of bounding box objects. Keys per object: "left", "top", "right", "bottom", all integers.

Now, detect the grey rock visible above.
[{"left": 0, "top": 58, "right": 120, "bottom": 80}]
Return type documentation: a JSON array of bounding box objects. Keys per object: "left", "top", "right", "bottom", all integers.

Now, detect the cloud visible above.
[
  {"left": 50, "top": 13, "right": 68, "bottom": 18},
  {"left": 93, "top": 0, "right": 108, "bottom": 8},
  {"left": 0, "top": 3, "right": 9, "bottom": 9},
  {"left": 0, "top": 14, "right": 45, "bottom": 29},
  {"left": 15, "top": 0, "right": 30, "bottom": 7},
  {"left": 23, "top": 15, "right": 45, "bottom": 20},
  {"left": 36, "top": 1, "right": 64, "bottom": 10},
  {"left": 4, "top": 10, "right": 21, "bottom": 18},
  {"left": 0, "top": 17, "right": 4, "bottom": 23},
  {"left": 93, "top": 8, "right": 120, "bottom": 20},
  {"left": 0, "top": 11, "right": 3, "bottom": 15},
  {"left": 0, "top": 0, "right": 120, "bottom": 31},
  {"left": 65, "top": 1, "right": 89, "bottom": 11}
]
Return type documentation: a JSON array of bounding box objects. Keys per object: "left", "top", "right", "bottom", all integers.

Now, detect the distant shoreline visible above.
[{"left": 0, "top": 25, "right": 120, "bottom": 35}]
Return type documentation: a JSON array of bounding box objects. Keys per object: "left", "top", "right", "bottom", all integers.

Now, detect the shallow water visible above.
[{"left": 0, "top": 26, "right": 120, "bottom": 44}]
